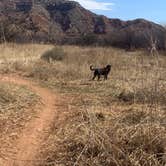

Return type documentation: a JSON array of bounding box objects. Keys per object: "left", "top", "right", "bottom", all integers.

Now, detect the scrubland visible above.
[{"left": 0, "top": 43, "right": 166, "bottom": 165}]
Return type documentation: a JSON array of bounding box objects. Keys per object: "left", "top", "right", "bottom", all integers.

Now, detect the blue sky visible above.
[{"left": 73, "top": 0, "right": 166, "bottom": 24}]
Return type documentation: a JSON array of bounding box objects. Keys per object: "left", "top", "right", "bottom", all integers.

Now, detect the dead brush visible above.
[
  {"left": 0, "top": 44, "right": 166, "bottom": 165},
  {"left": 0, "top": 85, "right": 16, "bottom": 104},
  {"left": 22, "top": 45, "right": 166, "bottom": 166},
  {"left": 41, "top": 46, "right": 66, "bottom": 63},
  {"left": 38, "top": 105, "right": 166, "bottom": 166}
]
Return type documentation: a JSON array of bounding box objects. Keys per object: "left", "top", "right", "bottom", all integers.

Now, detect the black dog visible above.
[{"left": 90, "top": 65, "right": 111, "bottom": 80}]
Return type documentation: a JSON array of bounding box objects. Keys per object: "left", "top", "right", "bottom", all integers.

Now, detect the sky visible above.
[{"left": 73, "top": 0, "right": 166, "bottom": 24}]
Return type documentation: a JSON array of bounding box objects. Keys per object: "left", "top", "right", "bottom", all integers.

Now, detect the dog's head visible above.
[{"left": 106, "top": 64, "right": 111, "bottom": 70}]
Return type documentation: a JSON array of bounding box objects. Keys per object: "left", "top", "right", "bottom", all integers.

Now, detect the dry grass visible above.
[
  {"left": 0, "top": 43, "right": 166, "bottom": 165},
  {"left": 0, "top": 82, "right": 39, "bottom": 159},
  {"left": 39, "top": 107, "right": 166, "bottom": 166},
  {"left": 0, "top": 43, "right": 53, "bottom": 73},
  {"left": 24, "top": 45, "right": 166, "bottom": 106}
]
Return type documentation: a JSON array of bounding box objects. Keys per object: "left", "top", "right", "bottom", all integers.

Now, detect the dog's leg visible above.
[
  {"left": 92, "top": 73, "right": 96, "bottom": 80},
  {"left": 104, "top": 74, "right": 108, "bottom": 80},
  {"left": 97, "top": 74, "right": 100, "bottom": 81}
]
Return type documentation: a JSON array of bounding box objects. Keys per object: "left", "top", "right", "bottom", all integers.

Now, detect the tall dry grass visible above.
[
  {"left": 0, "top": 43, "right": 166, "bottom": 165},
  {"left": 22, "top": 45, "right": 166, "bottom": 106},
  {"left": 0, "top": 43, "right": 53, "bottom": 73}
]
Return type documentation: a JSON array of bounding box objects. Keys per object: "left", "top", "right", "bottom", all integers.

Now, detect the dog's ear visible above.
[{"left": 106, "top": 64, "right": 111, "bottom": 68}]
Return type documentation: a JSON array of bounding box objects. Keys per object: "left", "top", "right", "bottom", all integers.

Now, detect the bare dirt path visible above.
[{"left": 0, "top": 74, "right": 62, "bottom": 166}]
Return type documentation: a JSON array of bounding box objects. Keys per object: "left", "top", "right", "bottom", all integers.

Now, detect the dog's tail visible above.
[{"left": 90, "top": 65, "right": 95, "bottom": 71}]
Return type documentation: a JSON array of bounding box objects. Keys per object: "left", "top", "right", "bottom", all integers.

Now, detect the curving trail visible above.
[{"left": 0, "top": 74, "right": 61, "bottom": 166}]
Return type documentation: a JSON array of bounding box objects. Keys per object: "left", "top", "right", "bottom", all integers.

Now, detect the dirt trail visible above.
[{"left": 0, "top": 74, "right": 60, "bottom": 166}]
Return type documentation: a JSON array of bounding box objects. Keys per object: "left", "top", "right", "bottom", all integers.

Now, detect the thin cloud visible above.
[{"left": 72, "top": 0, "right": 114, "bottom": 11}]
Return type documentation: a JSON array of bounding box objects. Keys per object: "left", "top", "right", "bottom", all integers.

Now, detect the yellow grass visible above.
[
  {"left": 0, "top": 43, "right": 166, "bottom": 165},
  {"left": 0, "top": 43, "right": 53, "bottom": 69}
]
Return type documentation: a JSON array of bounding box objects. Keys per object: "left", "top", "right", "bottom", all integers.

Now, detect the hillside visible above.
[{"left": 0, "top": 0, "right": 166, "bottom": 49}]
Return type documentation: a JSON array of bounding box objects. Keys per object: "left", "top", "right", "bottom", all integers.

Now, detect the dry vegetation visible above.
[
  {"left": 0, "top": 43, "right": 166, "bottom": 165},
  {"left": 0, "top": 82, "right": 39, "bottom": 160}
]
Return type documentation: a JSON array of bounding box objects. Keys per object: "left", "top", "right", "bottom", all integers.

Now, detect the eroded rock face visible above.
[{"left": 0, "top": 0, "right": 166, "bottom": 49}]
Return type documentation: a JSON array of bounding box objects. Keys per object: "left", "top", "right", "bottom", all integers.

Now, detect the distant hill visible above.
[{"left": 0, "top": 0, "right": 166, "bottom": 49}]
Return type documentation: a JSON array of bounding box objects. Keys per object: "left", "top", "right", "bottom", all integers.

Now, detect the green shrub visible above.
[{"left": 41, "top": 47, "right": 66, "bottom": 62}]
